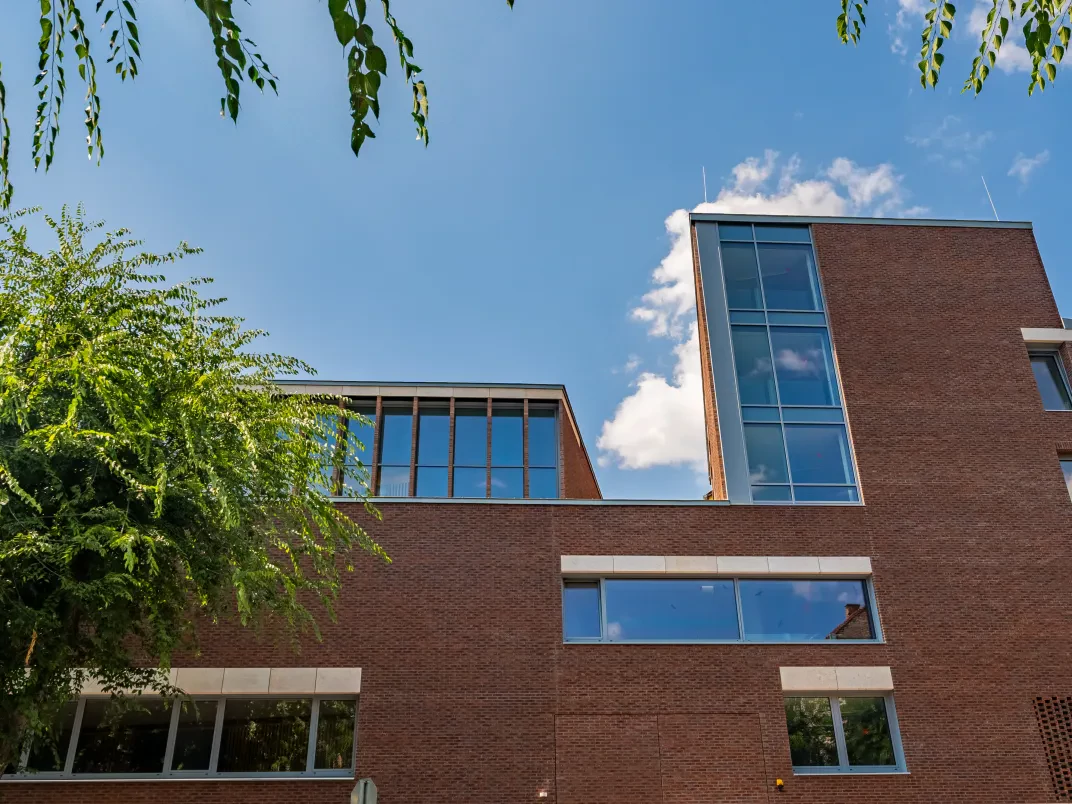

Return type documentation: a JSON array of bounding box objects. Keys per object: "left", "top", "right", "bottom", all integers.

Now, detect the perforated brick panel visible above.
[{"left": 1035, "top": 696, "right": 1072, "bottom": 799}]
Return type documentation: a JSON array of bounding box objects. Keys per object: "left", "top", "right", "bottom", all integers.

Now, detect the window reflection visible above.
[
  {"left": 785, "top": 697, "right": 839, "bottom": 767},
  {"left": 26, "top": 701, "right": 77, "bottom": 772},
  {"left": 563, "top": 582, "right": 601, "bottom": 640},
  {"left": 732, "top": 326, "right": 778, "bottom": 405},
  {"left": 1061, "top": 458, "right": 1072, "bottom": 501},
  {"left": 739, "top": 580, "right": 873, "bottom": 641},
  {"left": 452, "top": 466, "right": 487, "bottom": 498},
  {"left": 72, "top": 698, "right": 171, "bottom": 774},
  {"left": 528, "top": 407, "right": 559, "bottom": 499},
  {"left": 490, "top": 467, "right": 523, "bottom": 498},
  {"left": 217, "top": 698, "right": 311, "bottom": 773},
  {"left": 1030, "top": 353, "right": 1072, "bottom": 410},
  {"left": 453, "top": 406, "right": 487, "bottom": 497},
  {"left": 769, "top": 327, "right": 840, "bottom": 406},
  {"left": 721, "top": 241, "right": 763, "bottom": 309},
  {"left": 603, "top": 579, "right": 738, "bottom": 641},
  {"left": 784, "top": 424, "right": 855, "bottom": 485},
  {"left": 743, "top": 423, "right": 789, "bottom": 485},
  {"left": 757, "top": 243, "right": 822, "bottom": 311},
  {"left": 172, "top": 699, "right": 217, "bottom": 772},
  {"left": 416, "top": 405, "right": 449, "bottom": 497},
  {"left": 376, "top": 409, "right": 412, "bottom": 496},
  {"left": 314, "top": 700, "right": 356, "bottom": 770},
  {"left": 840, "top": 697, "right": 896, "bottom": 766}
]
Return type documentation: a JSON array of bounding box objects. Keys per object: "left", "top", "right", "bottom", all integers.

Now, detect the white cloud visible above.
[
  {"left": 1008, "top": 150, "right": 1050, "bottom": 185},
  {"left": 890, "top": 0, "right": 929, "bottom": 54},
  {"left": 597, "top": 152, "right": 922, "bottom": 475}
]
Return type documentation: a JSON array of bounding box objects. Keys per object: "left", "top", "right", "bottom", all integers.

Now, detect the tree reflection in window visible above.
[
  {"left": 217, "top": 698, "right": 311, "bottom": 773},
  {"left": 314, "top": 699, "right": 356, "bottom": 769},
  {"left": 840, "top": 696, "right": 896, "bottom": 766},
  {"left": 784, "top": 697, "right": 839, "bottom": 767}
]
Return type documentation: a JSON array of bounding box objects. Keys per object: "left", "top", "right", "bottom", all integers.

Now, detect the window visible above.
[
  {"left": 785, "top": 695, "right": 905, "bottom": 774},
  {"left": 717, "top": 223, "right": 859, "bottom": 503},
  {"left": 376, "top": 407, "right": 412, "bottom": 496},
  {"left": 491, "top": 404, "right": 524, "bottom": 498},
  {"left": 1061, "top": 457, "right": 1072, "bottom": 501},
  {"left": 563, "top": 578, "right": 879, "bottom": 643},
  {"left": 16, "top": 696, "right": 356, "bottom": 778},
  {"left": 1031, "top": 352, "right": 1072, "bottom": 411},
  {"left": 528, "top": 406, "right": 559, "bottom": 498},
  {"left": 340, "top": 406, "right": 375, "bottom": 495},
  {"left": 453, "top": 405, "right": 488, "bottom": 497},
  {"left": 415, "top": 404, "right": 449, "bottom": 497}
]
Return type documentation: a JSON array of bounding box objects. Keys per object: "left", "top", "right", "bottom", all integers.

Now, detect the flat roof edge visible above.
[
  {"left": 274, "top": 380, "right": 567, "bottom": 390},
  {"left": 688, "top": 212, "right": 1032, "bottom": 230}
]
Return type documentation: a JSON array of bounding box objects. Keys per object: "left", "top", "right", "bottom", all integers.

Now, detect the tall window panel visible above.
[
  {"left": 1030, "top": 351, "right": 1072, "bottom": 411},
  {"left": 491, "top": 404, "right": 524, "bottom": 498},
  {"left": 415, "top": 403, "right": 449, "bottom": 497},
  {"left": 719, "top": 223, "right": 859, "bottom": 503},
  {"left": 453, "top": 405, "right": 488, "bottom": 498},
  {"left": 340, "top": 404, "right": 375, "bottom": 496},
  {"left": 376, "top": 406, "right": 413, "bottom": 497},
  {"left": 528, "top": 406, "right": 560, "bottom": 498}
]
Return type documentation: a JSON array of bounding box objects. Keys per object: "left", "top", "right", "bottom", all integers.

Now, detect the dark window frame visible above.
[
  {"left": 561, "top": 576, "right": 882, "bottom": 644},
  {"left": 11, "top": 695, "right": 358, "bottom": 780},
  {"left": 1029, "top": 349, "right": 1072, "bottom": 411}
]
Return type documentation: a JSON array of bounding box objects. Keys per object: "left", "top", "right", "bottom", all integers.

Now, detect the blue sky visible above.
[{"left": 1, "top": 0, "right": 1068, "bottom": 499}]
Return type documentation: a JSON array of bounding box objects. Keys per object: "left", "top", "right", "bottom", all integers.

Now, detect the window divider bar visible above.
[
  {"left": 208, "top": 697, "right": 226, "bottom": 773},
  {"left": 162, "top": 698, "right": 180, "bottom": 775},
  {"left": 733, "top": 578, "right": 746, "bottom": 641},
  {"left": 598, "top": 578, "right": 608, "bottom": 641},
  {"left": 829, "top": 696, "right": 850, "bottom": 771},
  {"left": 306, "top": 697, "right": 321, "bottom": 773},
  {"left": 62, "top": 697, "right": 86, "bottom": 776},
  {"left": 485, "top": 398, "right": 492, "bottom": 499},
  {"left": 447, "top": 398, "right": 455, "bottom": 497}
]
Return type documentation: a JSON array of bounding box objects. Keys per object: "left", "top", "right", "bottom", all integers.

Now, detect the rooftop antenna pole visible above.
[
  {"left": 702, "top": 166, "right": 708, "bottom": 204},
  {"left": 981, "top": 175, "right": 999, "bottom": 221}
]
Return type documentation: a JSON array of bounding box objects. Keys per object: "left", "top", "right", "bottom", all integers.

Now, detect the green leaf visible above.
[
  {"left": 1045, "top": 61, "right": 1056, "bottom": 80},
  {"left": 332, "top": 11, "right": 357, "bottom": 45},
  {"left": 366, "top": 45, "right": 387, "bottom": 73}
]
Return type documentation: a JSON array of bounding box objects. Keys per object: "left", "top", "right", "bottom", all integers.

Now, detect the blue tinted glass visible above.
[
  {"left": 452, "top": 466, "right": 487, "bottom": 498},
  {"left": 417, "top": 408, "right": 449, "bottom": 465},
  {"left": 1062, "top": 459, "right": 1072, "bottom": 501},
  {"left": 743, "top": 423, "right": 789, "bottom": 484},
  {"left": 739, "top": 580, "right": 872, "bottom": 641},
  {"left": 769, "top": 327, "right": 841, "bottom": 406},
  {"left": 784, "top": 425, "right": 855, "bottom": 485},
  {"left": 603, "top": 580, "right": 739, "bottom": 641},
  {"left": 729, "top": 310, "right": 766, "bottom": 324},
  {"left": 376, "top": 465, "right": 410, "bottom": 497},
  {"left": 491, "top": 407, "right": 523, "bottom": 466},
  {"left": 528, "top": 408, "right": 558, "bottom": 467},
  {"left": 379, "top": 411, "right": 413, "bottom": 465},
  {"left": 721, "top": 242, "right": 763, "bottom": 309},
  {"left": 563, "top": 583, "right": 601, "bottom": 640},
  {"left": 416, "top": 466, "right": 448, "bottom": 497},
  {"left": 757, "top": 243, "right": 822, "bottom": 311},
  {"left": 490, "top": 467, "right": 523, "bottom": 498},
  {"left": 766, "top": 311, "right": 827, "bottom": 326},
  {"left": 1031, "top": 354, "right": 1072, "bottom": 410},
  {"left": 453, "top": 408, "right": 488, "bottom": 466},
  {"left": 794, "top": 486, "right": 860, "bottom": 502},
  {"left": 732, "top": 326, "right": 778, "bottom": 405},
  {"left": 718, "top": 223, "right": 753, "bottom": 241},
  {"left": 741, "top": 406, "right": 781, "bottom": 422},
  {"left": 780, "top": 407, "right": 844, "bottom": 423},
  {"left": 753, "top": 224, "right": 811, "bottom": 243},
  {"left": 752, "top": 485, "right": 791, "bottom": 501},
  {"left": 347, "top": 410, "right": 375, "bottom": 461},
  {"left": 529, "top": 467, "right": 559, "bottom": 498}
]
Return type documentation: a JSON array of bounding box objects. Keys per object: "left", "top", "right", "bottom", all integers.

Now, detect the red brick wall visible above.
[
  {"left": 560, "top": 399, "right": 601, "bottom": 499},
  {"left": 6, "top": 222, "right": 1072, "bottom": 803}
]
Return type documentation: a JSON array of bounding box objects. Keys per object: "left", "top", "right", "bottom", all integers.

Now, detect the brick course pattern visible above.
[{"left": 5, "top": 222, "right": 1072, "bottom": 803}]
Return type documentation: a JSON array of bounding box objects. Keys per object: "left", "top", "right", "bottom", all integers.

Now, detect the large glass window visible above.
[
  {"left": 739, "top": 580, "right": 873, "bottom": 641},
  {"left": 376, "top": 408, "right": 412, "bottom": 496},
  {"left": 415, "top": 404, "right": 449, "bottom": 497},
  {"left": 564, "top": 577, "right": 880, "bottom": 643},
  {"left": 1030, "top": 352, "right": 1072, "bottom": 411},
  {"left": 1061, "top": 457, "right": 1072, "bottom": 501},
  {"left": 491, "top": 405, "right": 523, "bottom": 498},
  {"left": 340, "top": 406, "right": 375, "bottom": 496},
  {"left": 718, "top": 223, "right": 859, "bottom": 504},
  {"left": 17, "top": 696, "right": 357, "bottom": 778},
  {"left": 453, "top": 406, "right": 488, "bottom": 498},
  {"left": 786, "top": 696, "right": 903, "bottom": 773},
  {"left": 528, "top": 406, "right": 559, "bottom": 498}
]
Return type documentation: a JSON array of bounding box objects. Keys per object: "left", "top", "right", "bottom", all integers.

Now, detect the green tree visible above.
[
  {"left": 0, "top": 0, "right": 516, "bottom": 210},
  {"left": 0, "top": 205, "right": 384, "bottom": 771},
  {"left": 840, "top": 0, "right": 1071, "bottom": 94}
]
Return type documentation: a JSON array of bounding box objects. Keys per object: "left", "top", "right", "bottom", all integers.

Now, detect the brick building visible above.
[{"left": 6, "top": 214, "right": 1072, "bottom": 803}]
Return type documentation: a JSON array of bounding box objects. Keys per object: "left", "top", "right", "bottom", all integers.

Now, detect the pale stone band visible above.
[
  {"left": 1022, "top": 327, "right": 1072, "bottom": 344},
  {"left": 78, "top": 667, "right": 361, "bottom": 696},
  {"left": 780, "top": 666, "right": 893, "bottom": 692},
  {"left": 560, "top": 555, "right": 872, "bottom": 576}
]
